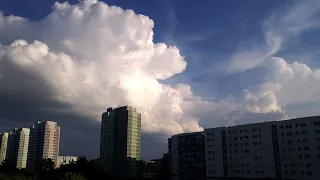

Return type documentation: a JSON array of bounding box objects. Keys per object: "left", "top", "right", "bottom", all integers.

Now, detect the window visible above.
[
  {"left": 295, "top": 124, "right": 299, "bottom": 127},
  {"left": 314, "top": 122, "right": 320, "bottom": 126},
  {"left": 315, "top": 130, "right": 320, "bottom": 134},
  {"left": 296, "top": 132, "right": 300, "bottom": 135},
  {"left": 301, "top": 131, "right": 308, "bottom": 135},
  {"left": 307, "top": 171, "right": 313, "bottom": 176},
  {"left": 302, "top": 139, "right": 309, "bottom": 143}
]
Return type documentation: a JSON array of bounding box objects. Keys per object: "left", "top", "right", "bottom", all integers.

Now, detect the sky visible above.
[{"left": 0, "top": 0, "right": 320, "bottom": 160}]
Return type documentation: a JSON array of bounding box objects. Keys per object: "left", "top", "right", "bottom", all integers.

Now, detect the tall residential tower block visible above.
[
  {"left": 0, "top": 132, "right": 9, "bottom": 164},
  {"left": 27, "top": 121, "right": 60, "bottom": 171},
  {"left": 100, "top": 106, "right": 142, "bottom": 179},
  {"left": 6, "top": 128, "right": 30, "bottom": 169}
]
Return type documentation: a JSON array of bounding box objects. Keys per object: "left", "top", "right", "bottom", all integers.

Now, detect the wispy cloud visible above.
[{"left": 226, "top": 0, "right": 320, "bottom": 73}]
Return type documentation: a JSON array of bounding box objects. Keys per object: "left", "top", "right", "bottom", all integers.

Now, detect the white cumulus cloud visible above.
[{"left": 0, "top": 0, "right": 229, "bottom": 135}]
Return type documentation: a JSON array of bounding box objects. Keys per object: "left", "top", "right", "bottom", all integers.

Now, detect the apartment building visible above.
[
  {"left": 27, "top": 121, "right": 60, "bottom": 171},
  {"left": 100, "top": 106, "right": 141, "bottom": 179},
  {"left": 57, "top": 156, "right": 78, "bottom": 166},
  {"left": 277, "top": 116, "right": 320, "bottom": 180},
  {"left": 5, "top": 128, "right": 30, "bottom": 169},
  {"left": 204, "top": 127, "right": 227, "bottom": 179},
  {"left": 0, "top": 132, "right": 9, "bottom": 164},
  {"left": 170, "top": 116, "right": 320, "bottom": 180},
  {"left": 169, "top": 132, "right": 206, "bottom": 180},
  {"left": 226, "top": 121, "right": 278, "bottom": 179}
]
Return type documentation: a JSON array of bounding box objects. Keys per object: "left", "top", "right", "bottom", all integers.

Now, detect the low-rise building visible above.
[{"left": 58, "top": 156, "right": 78, "bottom": 166}]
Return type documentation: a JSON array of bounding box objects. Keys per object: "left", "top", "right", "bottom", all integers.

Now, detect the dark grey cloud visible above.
[{"left": 0, "top": 54, "right": 167, "bottom": 159}]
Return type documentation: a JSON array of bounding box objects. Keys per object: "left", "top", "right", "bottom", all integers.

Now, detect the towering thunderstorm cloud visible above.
[{"left": 0, "top": 0, "right": 208, "bottom": 135}]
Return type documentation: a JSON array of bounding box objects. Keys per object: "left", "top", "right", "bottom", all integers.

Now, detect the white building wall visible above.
[
  {"left": 204, "top": 127, "right": 226, "bottom": 179},
  {"left": 16, "top": 128, "right": 30, "bottom": 169},
  {"left": 277, "top": 116, "right": 320, "bottom": 180},
  {"left": 58, "top": 156, "right": 78, "bottom": 166},
  {"left": 226, "top": 121, "right": 277, "bottom": 179},
  {"left": 0, "top": 132, "right": 9, "bottom": 164}
]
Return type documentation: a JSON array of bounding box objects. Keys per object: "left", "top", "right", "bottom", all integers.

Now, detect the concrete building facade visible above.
[
  {"left": 169, "top": 132, "right": 206, "bottom": 180},
  {"left": 27, "top": 121, "right": 60, "bottom": 171},
  {"left": 170, "top": 116, "right": 320, "bottom": 180},
  {"left": 0, "top": 132, "right": 9, "bottom": 164},
  {"left": 277, "top": 116, "right": 320, "bottom": 180},
  {"left": 100, "top": 105, "right": 141, "bottom": 179},
  {"left": 204, "top": 127, "right": 227, "bottom": 179},
  {"left": 5, "top": 128, "right": 30, "bottom": 169},
  {"left": 226, "top": 121, "right": 278, "bottom": 179}
]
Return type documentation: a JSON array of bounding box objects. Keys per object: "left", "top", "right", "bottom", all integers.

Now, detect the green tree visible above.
[
  {"left": 155, "top": 153, "right": 170, "bottom": 180},
  {"left": 40, "top": 158, "right": 55, "bottom": 173},
  {"left": 61, "top": 172, "right": 87, "bottom": 180}
]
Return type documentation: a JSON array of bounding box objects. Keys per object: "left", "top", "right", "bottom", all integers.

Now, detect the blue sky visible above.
[{"left": 1, "top": 0, "right": 320, "bottom": 159}]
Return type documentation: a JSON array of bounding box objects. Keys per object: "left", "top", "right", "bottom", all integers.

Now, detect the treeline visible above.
[
  {"left": 0, "top": 157, "right": 110, "bottom": 180},
  {"left": 0, "top": 153, "right": 170, "bottom": 180}
]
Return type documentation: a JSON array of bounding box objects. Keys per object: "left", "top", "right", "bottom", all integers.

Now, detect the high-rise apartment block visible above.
[
  {"left": 169, "top": 116, "right": 320, "bottom": 180},
  {"left": 0, "top": 132, "right": 9, "bottom": 164},
  {"left": 5, "top": 128, "right": 30, "bottom": 169},
  {"left": 27, "top": 121, "right": 60, "bottom": 171},
  {"left": 6, "top": 128, "right": 30, "bottom": 169},
  {"left": 100, "top": 105, "right": 141, "bottom": 179}
]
